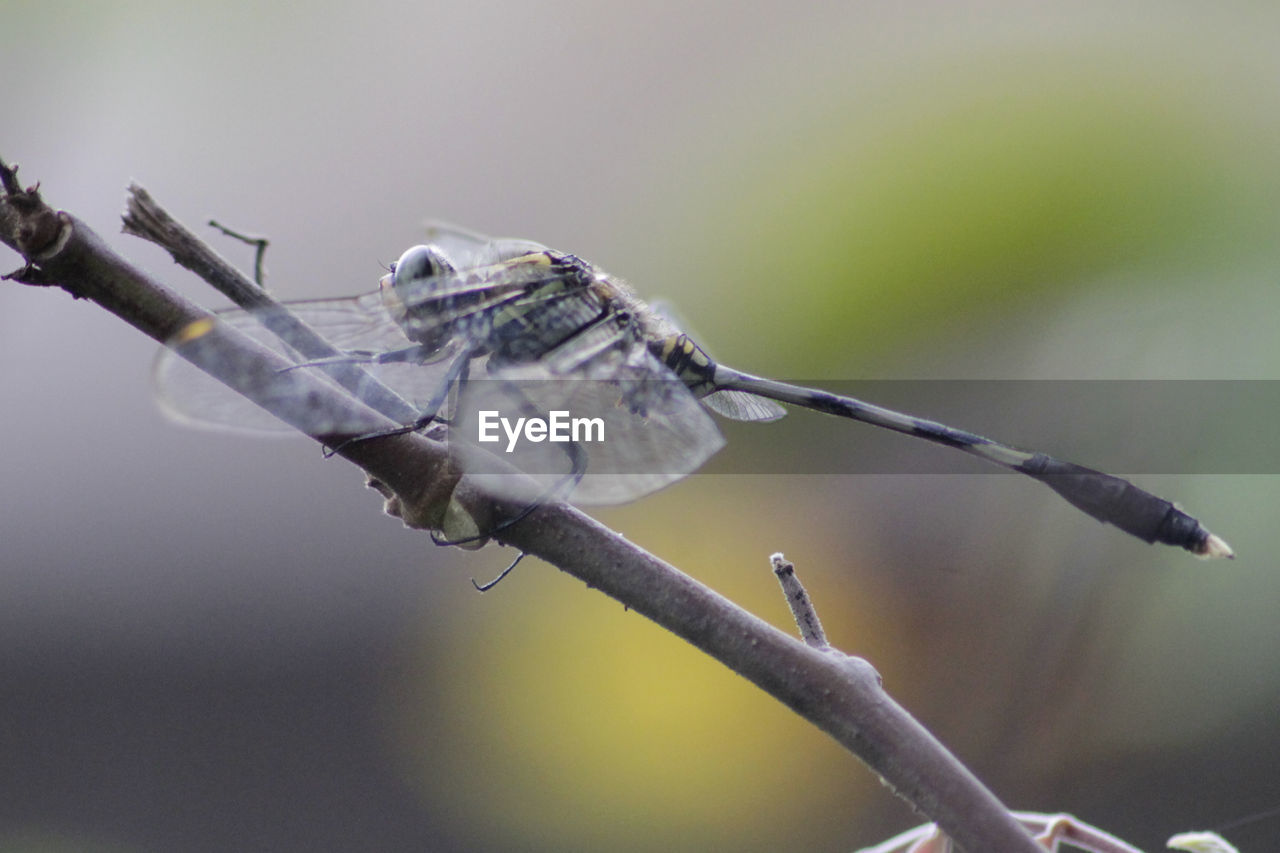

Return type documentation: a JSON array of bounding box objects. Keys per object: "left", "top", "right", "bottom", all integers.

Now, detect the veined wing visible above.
[
  {"left": 448, "top": 322, "right": 725, "bottom": 506},
  {"left": 155, "top": 252, "right": 589, "bottom": 438},
  {"left": 391, "top": 252, "right": 581, "bottom": 314},
  {"left": 153, "top": 293, "right": 463, "bottom": 436},
  {"left": 701, "top": 387, "right": 788, "bottom": 422},
  {"left": 421, "top": 220, "right": 550, "bottom": 268}
]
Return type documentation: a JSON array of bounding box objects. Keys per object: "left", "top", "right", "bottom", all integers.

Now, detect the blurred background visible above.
[{"left": 3, "top": 2, "right": 1279, "bottom": 850}]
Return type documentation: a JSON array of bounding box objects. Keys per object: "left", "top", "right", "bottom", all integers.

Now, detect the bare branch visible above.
[{"left": 0, "top": 158, "right": 1044, "bottom": 853}]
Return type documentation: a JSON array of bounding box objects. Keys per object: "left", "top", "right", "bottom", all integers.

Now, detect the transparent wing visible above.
[
  {"left": 422, "top": 220, "right": 550, "bottom": 268},
  {"left": 154, "top": 255, "right": 583, "bottom": 438},
  {"left": 153, "top": 294, "right": 462, "bottom": 435},
  {"left": 263, "top": 291, "right": 407, "bottom": 352},
  {"left": 449, "top": 336, "right": 725, "bottom": 506},
  {"left": 701, "top": 388, "right": 788, "bottom": 422},
  {"left": 394, "top": 251, "right": 572, "bottom": 306}
]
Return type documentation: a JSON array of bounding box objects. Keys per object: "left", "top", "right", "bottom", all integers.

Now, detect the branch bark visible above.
[{"left": 0, "top": 157, "right": 1043, "bottom": 853}]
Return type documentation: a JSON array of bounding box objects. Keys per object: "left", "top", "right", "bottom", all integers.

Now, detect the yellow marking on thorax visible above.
[{"left": 510, "top": 251, "right": 554, "bottom": 268}]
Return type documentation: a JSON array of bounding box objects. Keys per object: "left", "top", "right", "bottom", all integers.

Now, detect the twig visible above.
[
  {"left": 0, "top": 157, "right": 1044, "bottom": 853},
  {"left": 1, "top": 158, "right": 462, "bottom": 533},
  {"left": 122, "top": 184, "right": 422, "bottom": 427},
  {"left": 771, "top": 552, "right": 829, "bottom": 649},
  {"left": 123, "top": 185, "right": 273, "bottom": 309}
]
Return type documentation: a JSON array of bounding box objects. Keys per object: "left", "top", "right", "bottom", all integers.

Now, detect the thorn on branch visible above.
[
  {"left": 0, "top": 157, "right": 24, "bottom": 195},
  {"left": 2, "top": 262, "right": 46, "bottom": 285}
]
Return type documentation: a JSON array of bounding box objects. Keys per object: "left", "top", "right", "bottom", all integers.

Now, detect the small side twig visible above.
[
  {"left": 207, "top": 218, "right": 268, "bottom": 287},
  {"left": 771, "top": 552, "right": 829, "bottom": 649}
]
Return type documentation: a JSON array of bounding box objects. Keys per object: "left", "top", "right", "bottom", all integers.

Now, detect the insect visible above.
[{"left": 154, "top": 223, "right": 1232, "bottom": 558}]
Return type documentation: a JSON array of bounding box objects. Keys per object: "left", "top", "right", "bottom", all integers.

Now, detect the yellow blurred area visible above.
[{"left": 386, "top": 477, "right": 897, "bottom": 850}]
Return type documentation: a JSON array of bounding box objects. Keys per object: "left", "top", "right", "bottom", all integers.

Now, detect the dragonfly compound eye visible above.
[{"left": 392, "top": 244, "right": 456, "bottom": 288}]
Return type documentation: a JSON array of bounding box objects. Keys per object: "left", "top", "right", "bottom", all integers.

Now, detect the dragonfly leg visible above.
[
  {"left": 470, "top": 551, "right": 527, "bottom": 592},
  {"left": 324, "top": 346, "right": 477, "bottom": 455},
  {"left": 276, "top": 343, "right": 431, "bottom": 372}
]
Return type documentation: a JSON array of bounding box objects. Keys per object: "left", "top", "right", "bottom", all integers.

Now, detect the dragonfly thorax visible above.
[{"left": 483, "top": 257, "right": 618, "bottom": 366}]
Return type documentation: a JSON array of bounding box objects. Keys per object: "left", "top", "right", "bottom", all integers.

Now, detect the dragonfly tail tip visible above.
[{"left": 1195, "top": 531, "right": 1235, "bottom": 560}]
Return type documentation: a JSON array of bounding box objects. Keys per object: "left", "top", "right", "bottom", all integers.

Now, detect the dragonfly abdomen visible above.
[{"left": 651, "top": 333, "right": 719, "bottom": 396}]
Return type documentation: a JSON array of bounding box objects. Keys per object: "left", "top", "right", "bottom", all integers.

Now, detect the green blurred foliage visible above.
[{"left": 682, "top": 59, "right": 1272, "bottom": 376}]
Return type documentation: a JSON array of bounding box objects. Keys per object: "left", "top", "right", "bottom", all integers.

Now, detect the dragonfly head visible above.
[
  {"left": 385, "top": 244, "right": 456, "bottom": 290},
  {"left": 380, "top": 244, "right": 457, "bottom": 331}
]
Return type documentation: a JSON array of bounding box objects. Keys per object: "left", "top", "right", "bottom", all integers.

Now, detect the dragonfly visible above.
[{"left": 154, "top": 223, "right": 1232, "bottom": 559}]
